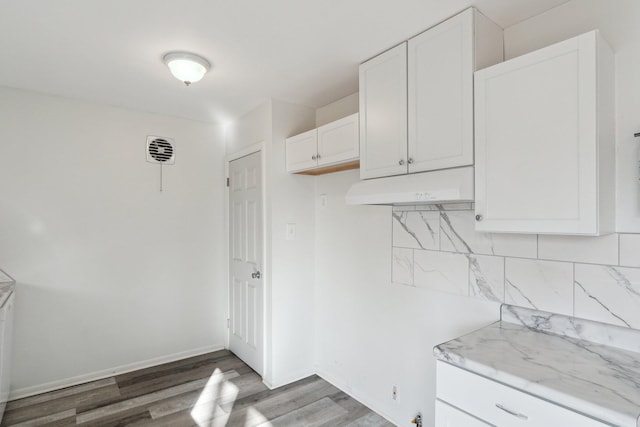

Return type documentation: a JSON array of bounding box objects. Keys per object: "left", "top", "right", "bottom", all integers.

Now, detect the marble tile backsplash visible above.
[{"left": 392, "top": 206, "right": 640, "bottom": 329}]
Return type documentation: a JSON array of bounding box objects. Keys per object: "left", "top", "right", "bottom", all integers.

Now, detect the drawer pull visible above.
[{"left": 496, "top": 403, "right": 528, "bottom": 420}]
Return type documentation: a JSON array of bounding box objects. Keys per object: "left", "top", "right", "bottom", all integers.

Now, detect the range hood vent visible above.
[{"left": 345, "top": 166, "right": 474, "bottom": 205}]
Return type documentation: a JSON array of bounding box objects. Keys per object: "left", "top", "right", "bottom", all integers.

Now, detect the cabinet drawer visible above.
[
  {"left": 436, "top": 362, "right": 608, "bottom": 427},
  {"left": 436, "top": 399, "right": 490, "bottom": 427}
]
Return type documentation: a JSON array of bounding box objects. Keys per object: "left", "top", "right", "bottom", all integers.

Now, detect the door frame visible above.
[{"left": 224, "top": 141, "right": 269, "bottom": 378}]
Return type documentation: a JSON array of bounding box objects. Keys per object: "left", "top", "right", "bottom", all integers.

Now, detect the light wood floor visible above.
[{"left": 1, "top": 350, "right": 394, "bottom": 426}]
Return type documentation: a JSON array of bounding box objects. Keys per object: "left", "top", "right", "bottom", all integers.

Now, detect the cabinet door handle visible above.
[
  {"left": 408, "top": 158, "right": 414, "bottom": 164},
  {"left": 312, "top": 155, "right": 317, "bottom": 160},
  {"left": 495, "top": 403, "right": 528, "bottom": 420},
  {"left": 316, "top": 153, "right": 321, "bottom": 160},
  {"left": 475, "top": 214, "right": 483, "bottom": 221},
  {"left": 399, "top": 159, "right": 405, "bottom": 165}
]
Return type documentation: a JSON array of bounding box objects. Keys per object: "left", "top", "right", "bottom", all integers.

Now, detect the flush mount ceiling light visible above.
[{"left": 163, "top": 52, "right": 210, "bottom": 86}]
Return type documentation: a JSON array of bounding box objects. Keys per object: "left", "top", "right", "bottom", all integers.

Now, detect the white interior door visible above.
[{"left": 228, "top": 151, "right": 263, "bottom": 375}]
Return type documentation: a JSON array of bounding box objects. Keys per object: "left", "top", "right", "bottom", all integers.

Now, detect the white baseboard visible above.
[
  {"left": 315, "top": 368, "right": 398, "bottom": 426},
  {"left": 264, "top": 367, "right": 397, "bottom": 425},
  {"left": 9, "top": 344, "right": 225, "bottom": 400},
  {"left": 262, "top": 368, "right": 315, "bottom": 390}
]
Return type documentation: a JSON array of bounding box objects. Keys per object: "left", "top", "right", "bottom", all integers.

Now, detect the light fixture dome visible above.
[{"left": 163, "top": 52, "right": 210, "bottom": 86}]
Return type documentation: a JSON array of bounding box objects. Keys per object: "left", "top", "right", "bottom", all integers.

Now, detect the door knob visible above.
[
  {"left": 312, "top": 155, "right": 317, "bottom": 160},
  {"left": 475, "top": 214, "right": 483, "bottom": 221},
  {"left": 251, "top": 271, "right": 261, "bottom": 279}
]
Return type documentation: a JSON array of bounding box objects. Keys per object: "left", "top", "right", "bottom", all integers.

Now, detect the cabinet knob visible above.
[
  {"left": 408, "top": 158, "right": 414, "bottom": 164},
  {"left": 312, "top": 155, "right": 317, "bottom": 160},
  {"left": 475, "top": 214, "right": 483, "bottom": 221},
  {"left": 399, "top": 159, "right": 405, "bottom": 165},
  {"left": 316, "top": 153, "right": 321, "bottom": 160}
]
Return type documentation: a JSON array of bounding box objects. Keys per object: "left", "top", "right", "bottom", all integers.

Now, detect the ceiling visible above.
[{"left": 0, "top": 0, "right": 570, "bottom": 124}]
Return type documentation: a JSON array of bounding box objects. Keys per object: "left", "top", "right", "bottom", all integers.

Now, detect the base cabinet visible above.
[
  {"left": 435, "top": 400, "right": 490, "bottom": 427},
  {"left": 436, "top": 361, "right": 608, "bottom": 427}
]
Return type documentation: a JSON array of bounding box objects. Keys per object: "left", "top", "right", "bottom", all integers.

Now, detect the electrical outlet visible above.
[
  {"left": 286, "top": 223, "right": 296, "bottom": 241},
  {"left": 392, "top": 385, "right": 398, "bottom": 401}
]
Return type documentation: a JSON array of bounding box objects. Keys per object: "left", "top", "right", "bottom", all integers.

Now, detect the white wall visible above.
[
  {"left": 0, "top": 87, "right": 227, "bottom": 397},
  {"left": 315, "top": 93, "right": 359, "bottom": 127},
  {"left": 503, "top": 0, "right": 640, "bottom": 232},
  {"left": 224, "top": 102, "right": 271, "bottom": 156},
  {"left": 269, "top": 100, "right": 317, "bottom": 386},
  {"left": 314, "top": 171, "right": 498, "bottom": 425},
  {"left": 224, "top": 100, "right": 317, "bottom": 388}
]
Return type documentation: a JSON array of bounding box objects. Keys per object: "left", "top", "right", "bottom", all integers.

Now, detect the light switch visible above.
[
  {"left": 286, "top": 223, "right": 296, "bottom": 240},
  {"left": 320, "top": 194, "right": 328, "bottom": 209}
]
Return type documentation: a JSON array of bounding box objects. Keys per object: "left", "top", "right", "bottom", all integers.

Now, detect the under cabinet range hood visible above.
[{"left": 345, "top": 166, "right": 474, "bottom": 205}]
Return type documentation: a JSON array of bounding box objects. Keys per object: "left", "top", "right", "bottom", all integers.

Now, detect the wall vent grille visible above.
[{"left": 146, "top": 136, "right": 175, "bottom": 165}]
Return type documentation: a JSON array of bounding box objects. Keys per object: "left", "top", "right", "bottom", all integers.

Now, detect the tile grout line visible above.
[
  {"left": 618, "top": 233, "right": 621, "bottom": 266},
  {"left": 572, "top": 262, "right": 576, "bottom": 317},
  {"left": 391, "top": 246, "right": 640, "bottom": 269},
  {"left": 503, "top": 255, "right": 507, "bottom": 303}
]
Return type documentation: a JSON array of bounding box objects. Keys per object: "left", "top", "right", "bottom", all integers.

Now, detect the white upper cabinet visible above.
[
  {"left": 285, "top": 129, "right": 318, "bottom": 173},
  {"left": 474, "top": 30, "right": 615, "bottom": 235},
  {"left": 359, "top": 8, "right": 503, "bottom": 180},
  {"left": 286, "top": 113, "right": 359, "bottom": 174},
  {"left": 317, "top": 113, "right": 359, "bottom": 167},
  {"left": 359, "top": 44, "right": 408, "bottom": 179}
]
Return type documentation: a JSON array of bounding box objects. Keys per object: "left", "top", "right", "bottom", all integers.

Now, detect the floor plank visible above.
[
  {"left": 262, "top": 396, "right": 347, "bottom": 426},
  {"left": 7, "top": 379, "right": 117, "bottom": 411},
  {"left": 0, "top": 351, "right": 393, "bottom": 426},
  {"left": 9, "top": 409, "right": 76, "bottom": 427},
  {"left": 3, "top": 384, "right": 120, "bottom": 426}
]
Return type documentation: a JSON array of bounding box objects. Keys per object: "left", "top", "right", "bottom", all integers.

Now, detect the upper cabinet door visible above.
[
  {"left": 285, "top": 129, "right": 318, "bottom": 173},
  {"left": 474, "top": 31, "right": 615, "bottom": 235},
  {"left": 359, "top": 43, "right": 408, "bottom": 179},
  {"left": 408, "top": 9, "right": 474, "bottom": 173},
  {"left": 359, "top": 8, "right": 502, "bottom": 180},
  {"left": 317, "top": 113, "right": 359, "bottom": 167}
]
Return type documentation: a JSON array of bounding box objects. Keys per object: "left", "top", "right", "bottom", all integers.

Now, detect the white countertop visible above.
[{"left": 434, "top": 305, "right": 640, "bottom": 427}]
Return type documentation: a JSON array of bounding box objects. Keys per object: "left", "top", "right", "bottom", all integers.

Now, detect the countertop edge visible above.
[{"left": 434, "top": 323, "right": 639, "bottom": 427}]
